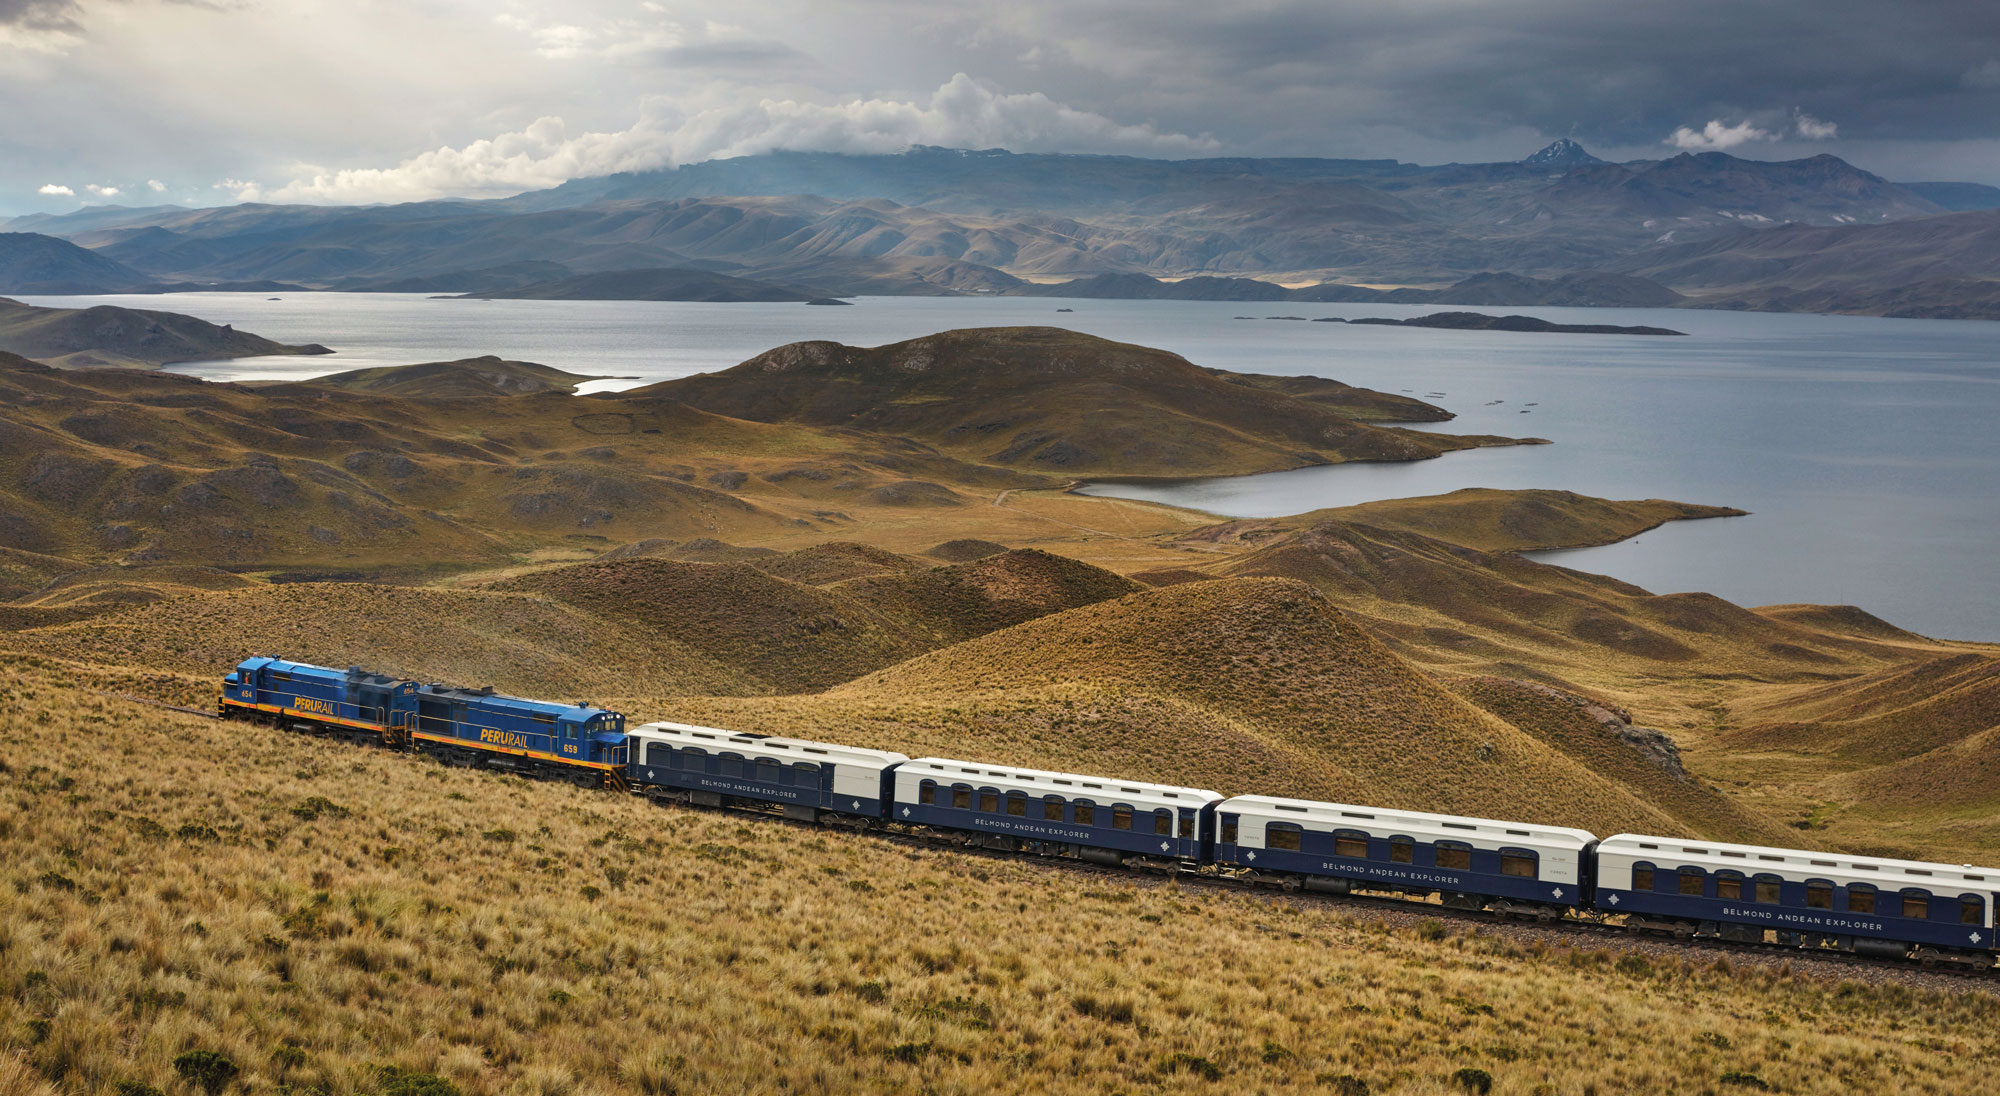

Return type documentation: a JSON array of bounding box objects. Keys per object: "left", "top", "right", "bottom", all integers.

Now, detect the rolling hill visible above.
[
  {"left": 0, "top": 296, "right": 331, "bottom": 368},
  {"left": 624, "top": 327, "right": 1533, "bottom": 477},
  {"left": 293, "top": 356, "right": 605, "bottom": 397}
]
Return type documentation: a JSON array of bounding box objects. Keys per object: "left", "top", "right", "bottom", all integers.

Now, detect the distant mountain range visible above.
[{"left": 4, "top": 142, "right": 1999, "bottom": 318}]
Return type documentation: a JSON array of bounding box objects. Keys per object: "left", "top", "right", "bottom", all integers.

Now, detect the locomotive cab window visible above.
[
  {"left": 1266, "top": 824, "right": 1303, "bottom": 852},
  {"left": 1716, "top": 872, "right": 1744, "bottom": 900},
  {"left": 1435, "top": 842, "right": 1471, "bottom": 871},
  {"left": 1390, "top": 837, "right": 1414, "bottom": 864},
  {"left": 1848, "top": 884, "right": 1876, "bottom": 914},
  {"left": 1334, "top": 834, "right": 1369, "bottom": 859},
  {"left": 1632, "top": 864, "right": 1656, "bottom": 891},
  {"left": 1961, "top": 896, "right": 1984, "bottom": 924},
  {"left": 1902, "top": 890, "right": 1931, "bottom": 919},
  {"left": 1754, "top": 875, "right": 1782, "bottom": 904},
  {"left": 1043, "top": 796, "right": 1064, "bottom": 821},
  {"left": 952, "top": 786, "right": 971, "bottom": 810},
  {"left": 1806, "top": 882, "right": 1833, "bottom": 909},
  {"left": 1679, "top": 868, "right": 1705, "bottom": 895},
  {"left": 1500, "top": 851, "right": 1538, "bottom": 879}
]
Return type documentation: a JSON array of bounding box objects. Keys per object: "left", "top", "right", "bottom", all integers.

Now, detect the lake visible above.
[{"left": 20, "top": 291, "right": 2000, "bottom": 641}]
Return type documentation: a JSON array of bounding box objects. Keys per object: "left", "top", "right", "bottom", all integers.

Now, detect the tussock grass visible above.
[{"left": 1, "top": 659, "right": 1997, "bottom": 1095}]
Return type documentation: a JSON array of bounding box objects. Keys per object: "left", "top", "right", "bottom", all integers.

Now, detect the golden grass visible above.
[{"left": 4, "top": 655, "right": 1999, "bottom": 1096}]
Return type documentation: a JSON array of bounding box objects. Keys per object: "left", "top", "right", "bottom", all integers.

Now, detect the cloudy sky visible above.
[{"left": 6, "top": 0, "right": 1999, "bottom": 214}]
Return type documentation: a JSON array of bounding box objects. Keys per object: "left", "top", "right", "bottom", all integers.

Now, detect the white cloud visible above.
[
  {"left": 85, "top": 183, "right": 119, "bottom": 196},
  {"left": 1667, "top": 118, "right": 1777, "bottom": 150},
  {"left": 147, "top": 179, "right": 167, "bottom": 192},
  {"left": 37, "top": 183, "right": 72, "bottom": 196},
  {"left": 1965, "top": 59, "right": 2000, "bottom": 90},
  {"left": 1792, "top": 111, "right": 1837, "bottom": 140},
  {"left": 214, "top": 178, "right": 261, "bottom": 201},
  {"left": 266, "top": 73, "right": 1218, "bottom": 204}
]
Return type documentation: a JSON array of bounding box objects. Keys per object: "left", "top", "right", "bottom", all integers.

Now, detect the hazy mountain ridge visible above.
[{"left": 6, "top": 143, "right": 1993, "bottom": 316}]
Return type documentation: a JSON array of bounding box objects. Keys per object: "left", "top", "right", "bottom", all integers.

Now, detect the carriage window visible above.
[
  {"left": 1902, "top": 891, "right": 1930, "bottom": 919},
  {"left": 1266, "top": 825, "right": 1302, "bottom": 852},
  {"left": 1848, "top": 885, "right": 1875, "bottom": 914},
  {"left": 952, "top": 786, "right": 971, "bottom": 810},
  {"left": 1632, "top": 865, "right": 1655, "bottom": 891},
  {"left": 1389, "top": 838, "right": 1413, "bottom": 864},
  {"left": 1716, "top": 873, "right": 1743, "bottom": 900},
  {"left": 1112, "top": 806, "right": 1133, "bottom": 831},
  {"left": 979, "top": 791, "right": 999, "bottom": 813},
  {"left": 1961, "top": 897, "right": 1983, "bottom": 924},
  {"left": 756, "top": 759, "right": 782, "bottom": 783},
  {"left": 1155, "top": 811, "right": 1172, "bottom": 836},
  {"left": 1806, "top": 883, "right": 1833, "bottom": 909},
  {"left": 1075, "top": 802, "right": 1095, "bottom": 826},
  {"left": 1435, "top": 843, "right": 1471, "bottom": 870},
  {"left": 1334, "top": 835, "right": 1369, "bottom": 859},
  {"left": 1754, "top": 877, "right": 1781, "bottom": 904},
  {"left": 792, "top": 763, "right": 819, "bottom": 785},
  {"left": 1180, "top": 815, "right": 1196, "bottom": 839},
  {"left": 1679, "top": 868, "right": 1705, "bottom": 895},
  {"left": 1044, "top": 797, "right": 1064, "bottom": 821},
  {"left": 919, "top": 782, "right": 936, "bottom": 805},
  {"left": 1007, "top": 794, "right": 1027, "bottom": 817},
  {"left": 719, "top": 755, "right": 742, "bottom": 777},
  {"left": 1501, "top": 853, "right": 1537, "bottom": 879},
  {"left": 1220, "top": 817, "right": 1237, "bottom": 844},
  {"left": 646, "top": 743, "right": 671, "bottom": 767}
]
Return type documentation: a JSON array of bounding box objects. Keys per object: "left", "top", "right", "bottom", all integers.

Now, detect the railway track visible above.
[
  {"left": 657, "top": 791, "right": 2000, "bottom": 993},
  {"left": 200, "top": 697, "right": 2000, "bottom": 992}
]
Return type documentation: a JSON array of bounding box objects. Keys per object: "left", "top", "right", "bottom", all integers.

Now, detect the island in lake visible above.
[{"left": 1338, "top": 311, "right": 1687, "bottom": 335}]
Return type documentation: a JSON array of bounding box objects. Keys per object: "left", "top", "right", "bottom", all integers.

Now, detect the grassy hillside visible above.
[
  {"left": 288, "top": 357, "right": 605, "bottom": 398},
  {"left": 1183, "top": 489, "right": 1747, "bottom": 553},
  {"left": 3, "top": 655, "right": 1996, "bottom": 1096},
  {"left": 0, "top": 353, "right": 1061, "bottom": 575},
  {"left": 0, "top": 298, "right": 328, "bottom": 369},
  {"left": 623, "top": 328, "right": 1538, "bottom": 477},
  {"left": 666, "top": 578, "right": 1701, "bottom": 837},
  {"left": 1, "top": 582, "right": 756, "bottom": 700}
]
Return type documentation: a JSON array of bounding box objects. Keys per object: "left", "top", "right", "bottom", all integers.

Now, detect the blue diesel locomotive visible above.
[
  {"left": 221, "top": 657, "right": 626, "bottom": 786},
  {"left": 222, "top": 657, "right": 2000, "bottom": 968}
]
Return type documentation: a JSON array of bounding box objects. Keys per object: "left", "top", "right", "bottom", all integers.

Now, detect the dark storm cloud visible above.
[
  {"left": 5, "top": 0, "right": 2000, "bottom": 213},
  {"left": 1012, "top": 0, "right": 2000, "bottom": 146},
  {"left": 0, "top": 0, "right": 80, "bottom": 30}
]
